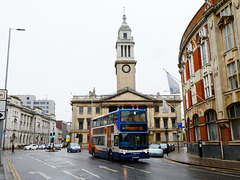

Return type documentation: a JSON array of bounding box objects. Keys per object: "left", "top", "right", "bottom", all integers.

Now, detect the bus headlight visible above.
[
  {"left": 123, "top": 151, "right": 126, "bottom": 155},
  {"left": 144, "top": 149, "right": 149, "bottom": 154}
]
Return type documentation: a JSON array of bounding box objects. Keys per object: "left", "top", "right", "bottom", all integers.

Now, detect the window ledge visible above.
[{"left": 229, "top": 141, "right": 240, "bottom": 145}]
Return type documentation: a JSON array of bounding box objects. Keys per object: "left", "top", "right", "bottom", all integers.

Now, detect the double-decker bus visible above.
[{"left": 89, "top": 109, "right": 149, "bottom": 161}]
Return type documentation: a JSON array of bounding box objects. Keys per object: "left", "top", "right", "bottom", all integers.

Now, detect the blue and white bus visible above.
[{"left": 89, "top": 109, "right": 149, "bottom": 161}]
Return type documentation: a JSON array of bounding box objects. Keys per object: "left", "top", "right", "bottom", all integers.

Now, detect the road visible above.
[{"left": 4, "top": 149, "right": 240, "bottom": 180}]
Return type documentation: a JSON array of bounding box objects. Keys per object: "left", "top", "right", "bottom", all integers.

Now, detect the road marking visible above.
[
  {"left": 82, "top": 169, "right": 100, "bottom": 178},
  {"left": 63, "top": 170, "right": 85, "bottom": 180},
  {"left": 67, "top": 161, "right": 76, "bottom": 166},
  {"left": 5, "top": 151, "right": 21, "bottom": 180},
  {"left": 29, "top": 171, "right": 52, "bottom": 179},
  {"left": 34, "top": 158, "right": 56, "bottom": 169},
  {"left": 123, "top": 165, "right": 151, "bottom": 174},
  {"left": 99, "top": 165, "right": 119, "bottom": 172},
  {"left": 190, "top": 167, "right": 240, "bottom": 178}
]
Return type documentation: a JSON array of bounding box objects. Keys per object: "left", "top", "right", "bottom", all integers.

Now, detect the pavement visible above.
[
  {"left": 165, "top": 146, "right": 240, "bottom": 171},
  {"left": 1, "top": 147, "right": 240, "bottom": 180}
]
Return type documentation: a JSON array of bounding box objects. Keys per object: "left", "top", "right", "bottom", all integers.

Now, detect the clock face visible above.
[{"left": 122, "top": 64, "right": 131, "bottom": 73}]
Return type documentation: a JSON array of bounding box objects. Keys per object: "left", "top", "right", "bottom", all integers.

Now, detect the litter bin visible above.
[{"left": 198, "top": 140, "right": 203, "bottom": 158}]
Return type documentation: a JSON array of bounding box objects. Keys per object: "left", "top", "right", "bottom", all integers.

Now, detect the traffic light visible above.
[
  {"left": 53, "top": 132, "right": 55, "bottom": 138},
  {"left": 50, "top": 133, "right": 52, "bottom": 138}
]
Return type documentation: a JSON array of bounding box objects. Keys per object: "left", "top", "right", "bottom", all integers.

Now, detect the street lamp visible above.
[
  {"left": 5, "top": 28, "right": 25, "bottom": 89},
  {"left": 1, "top": 28, "right": 25, "bottom": 153}
]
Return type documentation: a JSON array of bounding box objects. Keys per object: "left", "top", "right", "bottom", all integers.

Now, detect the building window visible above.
[
  {"left": 228, "top": 103, "right": 240, "bottom": 140},
  {"left": 204, "top": 73, "right": 214, "bottom": 98},
  {"left": 187, "top": 44, "right": 195, "bottom": 76},
  {"left": 220, "top": 4, "right": 237, "bottom": 51},
  {"left": 79, "top": 119, "right": 83, "bottom": 130},
  {"left": 171, "top": 107, "right": 175, "bottom": 113},
  {"left": 96, "top": 107, "right": 100, "bottom": 114},
  {"left": 193, "top": 114, "right": 201, "bottom": 141},
  {"left": 206, "top": 110, "right": 218, "bottom": 141},
  {"left": 173, "top": 133, "right": 177, "bottom": 141},
  {"left": 88, "top": 107, "right": 92, "bottom": 114},
  {"left": 87, "top": 119, "right": 90, "bottom": 129},
  {"left": 164, "top": 118, "right": 168, "bottom": 129},
  {"left": 87, "top": 134, "right": 89, "bottom": 143},
  {"left": 27, "top": 101, "right": 31, "bottom": 104},
  {"left": 228, "top": 62, "right": 238, "bottom": 89},
  {"left": 191, "top": 84, "right": 197, "bottom": 105},
  {"left": 79, "top": 107, "right": 83, "bottom": 114},
  {"left": 172, "top": 118, "right": 176, "bottom": 128},
  {"left": 155, "top": 119, "right": 160, "bottom": 128},
  {"left": 199, "top": 25, "right": 211, "bottom": 66},
  {"left": 156, "top": 133, "right": 161, "bottom": 141},
  {"left": 123, "top": 33, "right": 127, "bottom": 39},
  {"left": 155, "top": 106, "right": 159, "bottom": 113}
]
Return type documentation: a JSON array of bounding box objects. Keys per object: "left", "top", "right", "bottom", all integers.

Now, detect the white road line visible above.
[
  {"left": 190, "top": 168, "right": 240, "bottom": 178},
  {"left": 29, "top": 171, "right": 52, "bottom": 179},
  {"left": 99, "top": 165, "right": 119, "bottom": 172},
  {"left": 82, "top": 169, "right": 101, "bottom": 178},
  {"left": 63, "top": 170, "right": 86, "bottom": 180},
  {"left": 67, "top": 161, "right": 76, "bottom": 166},
  {"left": 34, "top": 158, "right": 56, "bottom": 169},
  {"left": 123, "top": 165, "right": 151, "bottom": 174}
]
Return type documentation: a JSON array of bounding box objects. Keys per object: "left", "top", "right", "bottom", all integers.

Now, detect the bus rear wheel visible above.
[
  {"left": 92, "top": 148, "right": 96, "bottom": 157},
  {"left": 108, "top": 150, "right": 113, "bottom": 161}
]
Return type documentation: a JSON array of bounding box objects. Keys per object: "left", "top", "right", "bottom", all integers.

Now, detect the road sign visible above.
[
  {"left": 0, "top": 90, "right": 7, "bottom": 100},
  {"left": 0, "top": 90, "right": 7, "bottom": 121},
  {"left": 0, "top": 112, "right": 5, "bottom": 120},
  {"left": 178, "top": 123, "right": 182, "bottom": 133}
]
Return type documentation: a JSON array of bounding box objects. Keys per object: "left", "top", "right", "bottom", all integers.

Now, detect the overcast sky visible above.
[{"left": 0, "top": 0, "right": 204, "bottom": 122}]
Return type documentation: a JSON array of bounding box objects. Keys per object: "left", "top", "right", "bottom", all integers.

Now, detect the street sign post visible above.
[
  {"left": 0, "top": 90, "right": 7, "bottom": 120},
  {"left": 0, "top": 89, "right": 7, "bottom": 165}
]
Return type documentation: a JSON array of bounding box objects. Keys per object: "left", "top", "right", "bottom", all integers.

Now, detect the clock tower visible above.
[{"left": 115, "top": 14, "right": 137, "bottom": 91}]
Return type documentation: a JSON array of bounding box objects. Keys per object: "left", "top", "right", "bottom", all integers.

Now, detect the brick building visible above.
[{"left": 178, "top": 0, "right": 240, "bottom": 160}]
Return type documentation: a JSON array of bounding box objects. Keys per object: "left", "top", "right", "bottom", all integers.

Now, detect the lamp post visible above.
[
  {"left": 1, "top": 28, "right": 25, "bottom": 159},
  {"left": 5, "top": 28, "right": 25, "bottom": 89}
]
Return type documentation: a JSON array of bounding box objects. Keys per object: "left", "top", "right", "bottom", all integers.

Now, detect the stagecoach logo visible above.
[{"left": 132, "top": 153, "right": 140, "bottom": 155}]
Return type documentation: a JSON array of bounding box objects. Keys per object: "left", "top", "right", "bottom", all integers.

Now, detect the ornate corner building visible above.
[
  {"left": 71, "top": 15, "right": 182, "bottom": 148},
  {"left": 178, "top": 0, "right": 240, "bottom": 160}
]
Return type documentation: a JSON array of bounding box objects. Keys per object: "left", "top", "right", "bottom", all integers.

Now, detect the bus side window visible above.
[
  {"left": 113, "top": 112, "right": 118, "bottom": 123},
  {"left": 109, "top": 114, "right": 113, "bottom": 124},
  {"left": 114, "top": 135, "right": 118, "bottom": 146}
]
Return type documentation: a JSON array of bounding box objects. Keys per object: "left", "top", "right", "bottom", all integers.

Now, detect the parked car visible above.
[
  {"left": 24, "top": 144, "right": 38, "bottom": 150},
  {"left": 149, "top": 144, "right": 164, "bottom": 157},
  {"left": 38, "top": 144, "right": 46, "bottom": 150},
  {"left": 160, "top": 143, "right": 169, "bottom": 154},
  {"left": 67, "top": 143, "right": 81, "bottom": 153},
  {"left": 54, "top": 144, "right": 62, "bottom": 150}
]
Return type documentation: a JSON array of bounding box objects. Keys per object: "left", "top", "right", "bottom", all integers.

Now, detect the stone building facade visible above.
[
  {"left": 178, "top": 0, "right": 240, "bottom": 160},
  {"left": 4, "top": 96, "right": 56, "bottom": 149},
  {"left": 71, "top": 15, "right": 182, "bottom": 148}
]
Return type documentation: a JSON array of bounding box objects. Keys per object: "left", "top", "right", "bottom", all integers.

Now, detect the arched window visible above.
[
  {"left": 187, "top": 118, "right": 191, "bottom": 142},
  {"left": 193, "top": 114, "right": 201, "bottom": 141},
  {"left": 228, "top": 103, "right": 240, "bottom": 140},
  {"left": 205, "top": 109, "right": 218, "bottom": 141}
]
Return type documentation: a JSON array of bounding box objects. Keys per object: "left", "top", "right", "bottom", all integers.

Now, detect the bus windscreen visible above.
[
  {"left": 120, "top": 111, "right": 146, "bottom": 123},
  {"left": 119, "top": 133, "right": 148, "bottom": 150}
]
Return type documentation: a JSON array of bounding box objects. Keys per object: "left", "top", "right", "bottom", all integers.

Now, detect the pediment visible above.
[{"left": 103, "top": 92, "right": 153, "bottom": 102}]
